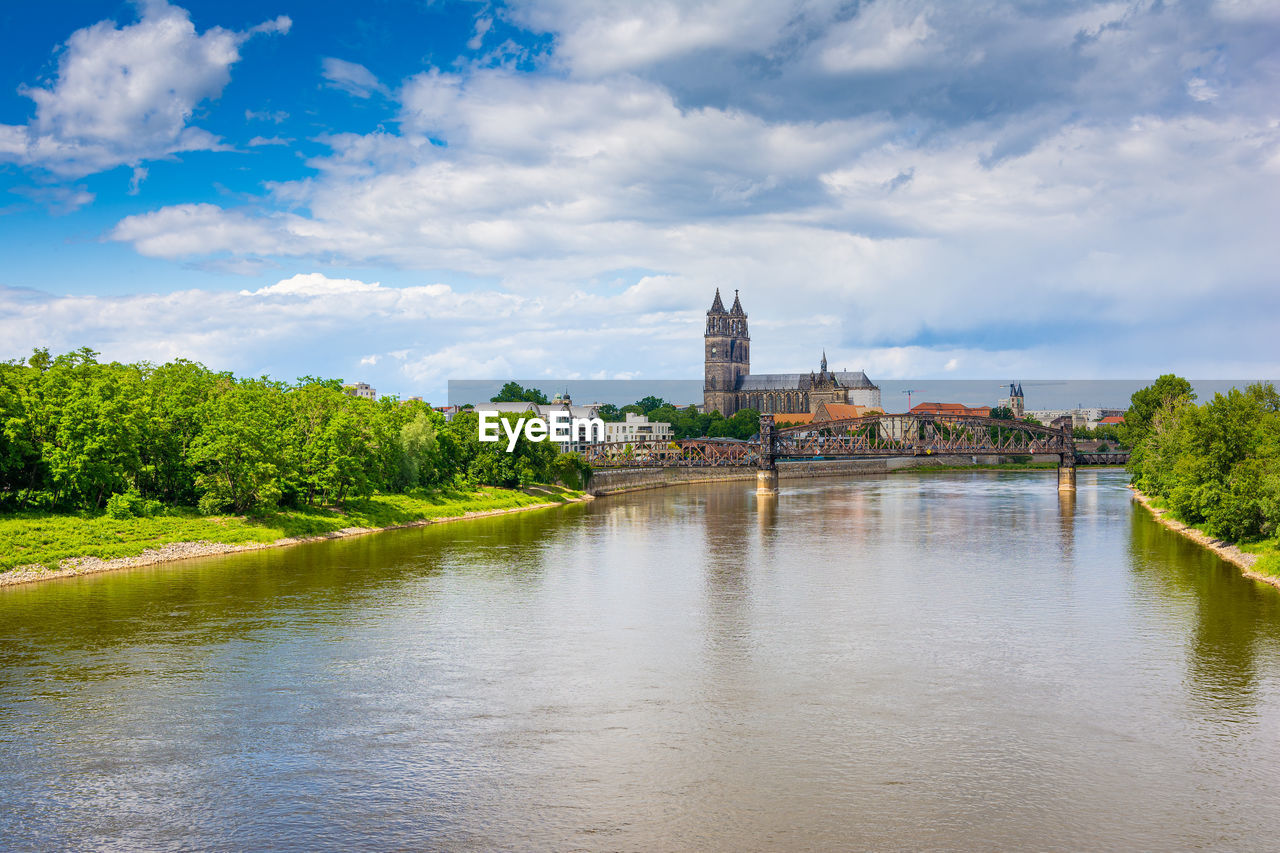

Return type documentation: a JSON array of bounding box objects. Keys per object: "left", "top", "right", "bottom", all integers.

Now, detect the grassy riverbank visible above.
[{"left": 0, "top": 486, "right": 582, "bottom": 574}]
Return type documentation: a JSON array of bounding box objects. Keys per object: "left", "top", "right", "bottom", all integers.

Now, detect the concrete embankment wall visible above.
[{"left": 585, "top": 454, "right": 1052, "bottom": 497}]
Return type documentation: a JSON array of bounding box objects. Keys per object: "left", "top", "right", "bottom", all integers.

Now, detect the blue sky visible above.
[{"left": 1, "top": 0, "right": 1278, "bottom": 402}]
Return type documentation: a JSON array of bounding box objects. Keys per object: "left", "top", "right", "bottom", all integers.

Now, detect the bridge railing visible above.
[
  {"left": 772, "top": 412, "right": 1072, "bottom": 459},
  {"left": 581, "top": 438, "right": 761, "bottom": 469}
]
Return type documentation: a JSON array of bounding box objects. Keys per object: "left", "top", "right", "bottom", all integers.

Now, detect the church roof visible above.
[
  {"left": 736, "top": 370, "right": 878, "bottom": 391},
  {"left": 708, "top": 288, "right": 726, "bottom": 314},
  {"left": 729, "top": 289, "right": 745, "bottom": 315}
]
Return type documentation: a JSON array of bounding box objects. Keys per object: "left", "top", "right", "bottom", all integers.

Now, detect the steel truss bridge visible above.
[{"left": 581, "top": 413, "right": 1126, "bottom": 470}]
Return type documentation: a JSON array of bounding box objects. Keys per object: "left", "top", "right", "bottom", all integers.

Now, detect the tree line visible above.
[
  {"left": 1124, "top": 375, "right": 1279, "bottom": 542},
  {"left": 0, "top": 349, "right": 588, "bottom": 515}
]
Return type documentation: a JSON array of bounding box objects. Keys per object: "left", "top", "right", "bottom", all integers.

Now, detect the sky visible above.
[{"left": 1, "top": 0, "right": 1278, "bottom": 403}]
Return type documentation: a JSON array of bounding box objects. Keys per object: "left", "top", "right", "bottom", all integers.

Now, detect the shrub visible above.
[{"left": 105, "top": 489, "right": 143, "bottom": 519}]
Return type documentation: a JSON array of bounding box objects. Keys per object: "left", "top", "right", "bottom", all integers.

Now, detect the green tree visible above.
[
  {"left": 636, "top": 395, "right": 667, "bottom": 414},
  {"left": 989, "top": 406, "right": 1014, "bottom": 420},
  {"left": 189, "top": 378, "right": 288, "bottom": 514},
  {"left": 137, "top": 359, "right": 223, "bottom": 505},
  {"left": 1123, "top": 374, "right": 1195, "bottom": 472},
  {"left": 39, "top": 350, "right": 147, "bottom": 508},
  {"left": 550, "top": 452, "right": 591, "bottom": 489},
  {"left": 708, "top": 408, "right": 760, "bottom": 440},
  {"left": 490, "top": 381, "right": 549, "bottom": 404},
  {"left": 1130, "top": 381, "right": 1280, "bottom": 542},
  {"left": 396, "top": 409, "right": 444, "bottom": 488}
]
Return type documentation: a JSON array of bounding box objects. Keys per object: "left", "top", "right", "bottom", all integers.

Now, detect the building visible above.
[
  {"left": 812, "top": 402, "right": 883, "bottom": 422},
  {"left": 1098, "top": 415, "right": 1125, "bottom": 427},
  {"left": 910, "top": 401, "right": 992, "bottom": 417},
  {"left": 603, "top": 412, "right": 673, "bottom": 444},
  {"left": 703, "top": 289, "right": 881, "bottom": 416},
  {"left": 1025, "top": 407, "right": 1125, "bottom": 429},
  {"left": 998, "top": 383, "right": 1025, "bottom": 417},
  {"left": 343, "top": 382, "right": 377, "bottom": 400}
]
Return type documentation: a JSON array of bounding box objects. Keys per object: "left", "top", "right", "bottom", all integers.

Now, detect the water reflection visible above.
[
  {"left": 1056, "top": 489, "right": 1076, "bottom": 559},
  {"left": 1127, "top": 507, "right": 1280, "bottom": 724}
]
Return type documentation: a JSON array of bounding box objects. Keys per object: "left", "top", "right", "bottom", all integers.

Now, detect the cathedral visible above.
[{"left": 703, "top": 289, "right": 882, "bottom": 416}]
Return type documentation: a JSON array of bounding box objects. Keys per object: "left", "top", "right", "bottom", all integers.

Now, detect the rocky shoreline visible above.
[
  {"left": 1131, "top": 487, "right": 1279, "bottom": 591},
  {"left": 0, "top": 496, "right": 591, "bottom": 589}
]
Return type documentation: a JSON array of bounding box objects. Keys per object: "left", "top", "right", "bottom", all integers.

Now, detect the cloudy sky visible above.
[{"left": 1, "top": 0, "right": 1277, "bottom": 401}]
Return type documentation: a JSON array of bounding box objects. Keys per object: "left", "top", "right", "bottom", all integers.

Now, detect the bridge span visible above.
[{"left": 581, "top": 412, "right": 1128, "bottom": 496}]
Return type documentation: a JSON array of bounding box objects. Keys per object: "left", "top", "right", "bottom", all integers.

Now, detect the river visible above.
[{"left": 2, "top": 469, "right": 1279, "bottom": 850}]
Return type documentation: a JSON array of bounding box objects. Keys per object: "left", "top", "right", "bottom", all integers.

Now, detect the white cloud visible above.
[
  {"left": 105, "top": 62, "right": 1280, "bottom": 364},
  {"left": 506, "top": 0, "right": 832, "bottom": 77},
  {"left": 73, "top": 1, "right": 1280, "bottom": 382},
  {"left": 817, "top": 5, "right": 935, "bottom": 73},
  {"left": 10, "top": 184, "right": 95, "bottom": 215},
  {"left": 245, "top": 273, "right": 385, "bottom": 297},
  {"left": 467, "top": 16, "right": 493, "bottom": 51},
  {"left": 127, "top": 166, "right": 148, "bottom": 195},
  {"left": 321, "top": 58, "right": 389, "bottom": 99},
  {"left": 111, "top": 203, "right": 292, "bottom": 258},
  {"left": 0, "top": 1, "right": 289, "bottom": 177},
  {"left": 4, "top": 270, "right": 1274, "bottom": 405},
  {"left": 245, "top": 108, "right": 289, "bottom": 123},
  {"left": 248, "top": 136, "right": 292, "bottom": 147},
  {"left": 1187, "top": 77, "right": 1219, "bottom": 102}
]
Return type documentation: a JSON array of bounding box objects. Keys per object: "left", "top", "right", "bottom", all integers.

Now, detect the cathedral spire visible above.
[
  {"left": 708, "top": 288, "right": 726, "bottom": 314},
  {"left": 730, "top": 289, "right": 744, "bottom": 315},
  {"left": 820, "top": 350, "right": 828, "bottom": 373}
]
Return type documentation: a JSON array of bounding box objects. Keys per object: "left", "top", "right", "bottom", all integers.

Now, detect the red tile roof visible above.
[{"left": 910, "top": 402, "right": 992, "bottom": 417}]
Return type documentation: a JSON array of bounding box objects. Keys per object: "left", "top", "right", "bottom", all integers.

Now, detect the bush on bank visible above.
[
  {"left": 1125, "top": 375, "right": 1280, "bottom": 548},
  {"left": 0, "top": 348, "right": 590, "bottom": 515}
]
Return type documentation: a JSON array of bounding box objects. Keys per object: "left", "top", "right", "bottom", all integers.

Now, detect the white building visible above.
[
  {"left": 1025, "top": 407, "right": 1126, "bottom": 430},
  {"left": 604, "top": 412, "right": 673, "bottom": 444},
  {"left": 344, "top": 382, "right": 377, "bottom": 400}
]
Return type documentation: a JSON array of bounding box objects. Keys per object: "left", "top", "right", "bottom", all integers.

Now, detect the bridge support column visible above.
[
  {"left": 756, "top": 413, "right": 778, "bottom": 497},
  {"left": 1057, "top": 463, "right": 1076, "bottom": 493}
]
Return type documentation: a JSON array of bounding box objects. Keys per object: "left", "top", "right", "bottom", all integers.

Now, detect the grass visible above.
[
  {"left": 0, "top": 485, "right": 581, "bottom": 573},
  {"left": 1241, "top": 540, "right": 1280, "bottom": 578}
]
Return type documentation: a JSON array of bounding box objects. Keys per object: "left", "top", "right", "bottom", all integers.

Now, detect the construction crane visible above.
[{"left": 901, "top": 389, "right": 919, "bottom": 411}]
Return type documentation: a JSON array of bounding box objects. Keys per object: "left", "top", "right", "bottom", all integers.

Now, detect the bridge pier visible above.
[
  {"left": 757, "top": 413, "right": 779, "bottom": 497},
  {"left": 1058, "top": 460, "right": 1076, "bottom": 493}
]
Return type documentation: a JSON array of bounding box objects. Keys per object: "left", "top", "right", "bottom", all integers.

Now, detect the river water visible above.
[{"left": 2, "top": 469, "right": 1279, "bottom": 851}]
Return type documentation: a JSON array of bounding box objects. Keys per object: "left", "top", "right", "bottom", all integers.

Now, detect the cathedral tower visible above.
[{"left": 703, "top": 288, "right": 750, "bottom": 415}]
